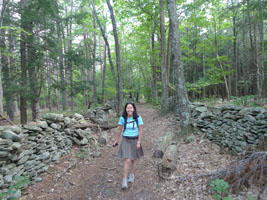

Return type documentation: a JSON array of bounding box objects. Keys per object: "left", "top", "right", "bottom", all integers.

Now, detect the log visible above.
[
  {"left": 74, "top": 123, "right": 118, "bottom": 129},
  {"left": 158, "top": 144, "right": 179, "bottom": 180},
  {"left": 99, "top": 131, "right": 108, "bottom": 145},
  {"left": 152, "top": 131, "right": 176, "bottom": 158}
]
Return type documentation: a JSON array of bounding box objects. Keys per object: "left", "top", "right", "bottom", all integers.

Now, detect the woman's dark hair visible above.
[{"left": 122, "top": 102, "right": 139, "bottom": 120}]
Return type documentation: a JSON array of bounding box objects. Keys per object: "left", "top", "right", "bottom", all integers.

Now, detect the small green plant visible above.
[
  {"left": 230, "top": 95, "right": 258, "bottom": 107},
  {"left": 210, "top": 179, "right": 233, "bottom": 200},
  {"left": 0, "top": 176, "right": 31, "bottom": 200},
  {"left": 75, "top": 147, "right": 90, "bottom": 160}
]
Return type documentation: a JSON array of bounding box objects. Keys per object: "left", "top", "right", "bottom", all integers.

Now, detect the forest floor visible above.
[{"left": 20, "top": 103, "right": 262, "bottom": 200}]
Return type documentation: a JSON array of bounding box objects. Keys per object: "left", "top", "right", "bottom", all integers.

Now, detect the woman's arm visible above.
[
  {"left": 137, "top": 125, "right": 143, "bottom": 149},
  {"left": 114, "top": 125, "right": 123, "bottom": 146}
]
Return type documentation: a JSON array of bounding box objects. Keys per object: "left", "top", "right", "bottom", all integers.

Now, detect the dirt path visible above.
[
  {"left": 21, "top": 104, "right": 259, "bottom": 200},
  {"left": 22, "top": 104, "right": 177, "bottom": 200}
]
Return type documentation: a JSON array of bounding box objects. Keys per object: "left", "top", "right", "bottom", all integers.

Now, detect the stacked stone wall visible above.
[
  {"left": 0, "top": 113, "right": 95, "bottom": 196},
  {"left": 190, "top": 103, "right": 267, "bottom": 153}
]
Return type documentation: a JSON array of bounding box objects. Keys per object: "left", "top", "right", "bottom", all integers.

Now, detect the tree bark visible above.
[
  {"left": 106, "top": 0, "right": 123, "bottom": 115},
  {"left": 166, "top": 0, "right": 190, "bottom": 129},
  {"left": 258, "top": 0, "right": 264, "bottom": 101},
  {"left": 92, "top": 13, "right": 97, "bottom": 105},
  {"left": 91, "top": 0, "right": 120, "bottom": 114},
  {"left": 102, "top": 43, "right": 107, "bottom": 104},
  {"left": 151, "top": 20, "right": 158, "bottom": 105},
  {"left": 19, "top": 0, "right": 28, "bottom": 124},
  {"left": 27, "top": 19, "right": 41, "bottom": 121},
  {"left": 159, "top": 0, "right": 168, "bottom": 113},
  {"left": 55, "top": 0, "right": 67, "bottom": 110}
]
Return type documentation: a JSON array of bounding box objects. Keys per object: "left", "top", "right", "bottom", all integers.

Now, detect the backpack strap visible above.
[
  {"left": 123, "top": 116, "right": 127, "bottom": 132},
  {"left": 123, "top": 116, "right": 139, "bottom": 132}
]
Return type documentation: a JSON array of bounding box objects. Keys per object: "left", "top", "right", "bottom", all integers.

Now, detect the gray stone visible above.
[
  {"left": 80, "top": 138, "right": 89, "bottom": 145},
  {"left": 244, "top": 115, "right": 256, "bottom": 122},
  {"left": 0, "top": 178, "right": 4, "bottom": 187},
  {"left": 37, "top": 152, "right": 50, "bottom": 160},
  {"left": 10, "top": 188, "right": 21, "bottom": 199},
  {"left": 74, "top": 113, "right": 84, "bottom": 120},
  {"left": 91, "top": 151, "right": 101, "bottom": 158},
  {"left": 42, "top": 113, "right": 64, "bottom": 122},
  {"left": 36, "top": 121, "right": 48, "bottom": 129},
  {"left": 17, "top": 155, "right": 30, "bottom": 165},
  {"left": 11, "top": 143, "right": 22, "bottom": 152},
  {"left": 4, "top": 175, "right": 13, "bottom": 183},
  {"left": 50, "top": 123, "right": 61, "bottom": 130},
  {"left": 196, "top": 106, "right": 207, "bottom": 113},
  {"left": 23, "top": 124, "right": 42, "bottom": 132},
  {"left": 1, "top": 130, "right": 21, "bottom": 142},
  {"left": 153, "top": 150, "right": 164, "bottom": 158}
]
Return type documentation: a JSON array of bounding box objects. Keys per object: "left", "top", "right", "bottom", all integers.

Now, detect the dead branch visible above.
[
  {"left": 74, "top": 123, "right": 118, "bottom": 129},
  {"left": 0, "top": 114, "right": 14, "bottom": 125},
  {"left": 176, "top": 152, "right": 267, "bottom": 195},
  {"left": 54, "top": 161, "right": 80, "bottom": 182}
]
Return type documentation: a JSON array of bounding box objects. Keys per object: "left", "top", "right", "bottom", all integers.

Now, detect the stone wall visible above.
[
  {"left": 190, "top": 103, "right": 267, "bottom": 153},
  {"left": 0, "top": 113, "right": 96, "bottom": 196}
]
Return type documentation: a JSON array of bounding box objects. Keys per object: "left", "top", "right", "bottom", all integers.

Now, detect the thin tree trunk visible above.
[
  {"left": 102, "top": 43, "right": 107, "bottom": 104},
  {"left": 0, "top": 0, "right": 8, "bottom": 115},
  {"left": 151, "top": 20, "right": 158, "bottom": 105},
  {"left": 66, "top": 0, "right": 74, "bottom": 110},
  {"left": 166, "top": 0, "right": 190, "bottom": 129},
  {"left": 46, "top": 52, "right": 52, "bottom": 111},
  {"left": 257, "top": 0, "right": 264, "bottom": 101},
  {"left": 27, "top": 21, "right": 41, "bottom": 121},
  {"left": 159, "top": 0, "right": 168, "bottom": 113},
  {"left": 91, "top": 0, "right": 120, "bottom": 113},
  {"left": 106, "top": 0, "right": 123, "bottom": 115},
  {"left": 55, "top": 0, "right": 67, "bottom": 110},
  {"left": 92, "top": 13, "right": 97, "bottom": 105},
  {"left": 20, "top": 0, "right": 28, "bottom": 124}
]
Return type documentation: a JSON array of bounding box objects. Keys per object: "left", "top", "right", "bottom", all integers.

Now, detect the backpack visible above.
[{"left": 123, "top": 116, "right": 139, "bottom": 132}]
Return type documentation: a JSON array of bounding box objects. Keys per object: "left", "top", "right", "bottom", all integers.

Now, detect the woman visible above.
[{"left": 113, "top": 102, "right": 144, "bottom": 189}]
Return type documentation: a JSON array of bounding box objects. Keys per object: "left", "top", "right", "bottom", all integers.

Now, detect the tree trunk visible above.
[
  {"left": 0, "top": 28, "right": 6, "bottom": 116},
  {"left": 55, "top": 0, "right": 67, "bottom": 110},
  {"left": 92, "top": 13, "right": 97, "bottom": 105},
  {"left": 66, "top": 0, "right": 74, "bottom": 110},
  {"left": 151, "top": 20, "right": 158, "bottom": 105},
  {"left": 102, "top": 43, "right": 107, "bottom": 104},
  {"left": 27, "top": 20, "right": 41, "bottom": 121},
  {"left": 232, "top": 13, "right": 238, "bottom": 96},
  {"left": 166, "top": 0, "right": 190, "bottom": 129},
  {"left": 46, "top": 53, "right": 52, "bottom": 111},
  {"left": 159, "top": 0, "right": 168, "bottom": 113},
  {"left": 91, "top": 0, "right": 120, "bottom": 113},
  {"left": 20, "top": 0, "right": 28, "bottom": 124},
  {"left": 257, "top": 0, "right": 264, "bottom": 101},
  {"left": 106, "top": 0, "right": 123, "bottom": 115},
  {"left": 0, "top": 0, "right": 8, "bottom": 115}
]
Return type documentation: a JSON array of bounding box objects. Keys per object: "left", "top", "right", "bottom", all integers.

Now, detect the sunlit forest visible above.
[{"left": 0, "top": 0, "right": 266, "bottom": 123}]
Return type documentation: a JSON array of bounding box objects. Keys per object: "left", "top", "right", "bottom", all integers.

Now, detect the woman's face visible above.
[{"left": 126, "top": 104, "right": 134, "bottom": 116}]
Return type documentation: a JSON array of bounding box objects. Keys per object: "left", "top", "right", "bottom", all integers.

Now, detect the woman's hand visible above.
[
  {"left": 113, "top": 140, "right": 118, "bottom": 147},
  {"left": 136, "top": 141, "right": 141, "bottom": 149}
]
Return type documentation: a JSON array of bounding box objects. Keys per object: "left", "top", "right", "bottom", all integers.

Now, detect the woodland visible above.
[
  {"left": 0, "top": 0, "right": 266, "bottom": 199},
  {"left": 0, "top": 0, "right": 266, "bottom": 124}
]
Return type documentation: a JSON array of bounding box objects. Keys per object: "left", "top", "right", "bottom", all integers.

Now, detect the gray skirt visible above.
[{"left": 117, "top": 137, "right": 144, "bottom": 160}]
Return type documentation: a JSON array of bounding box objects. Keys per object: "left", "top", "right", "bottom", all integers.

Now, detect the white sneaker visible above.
[
  {"left": 128, "top": 174, "right": 134, "bottom": 183},
  {"left": 121, "top": 178, "right": 128, "bottom": 189}
]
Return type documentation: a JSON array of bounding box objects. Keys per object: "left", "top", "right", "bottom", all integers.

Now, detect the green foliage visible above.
[
  {"left": 75, "top": 147, "right": 90, "bottom": 160},
  {"left": 0, "top": 176, "right": 31, "bottom": 200},
  {"left": 230, "top": 95, "right": 258, "bottom": 107},
  {"left": 210, "top": 179, "right": 233, "bottom": 200}
]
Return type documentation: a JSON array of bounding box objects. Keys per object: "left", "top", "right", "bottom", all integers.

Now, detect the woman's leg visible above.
[
  {"left": 130, "top": 160, "right": 137, "bottom": 174},
  {"left": 123, "top": 158, "right": 131, "bottom": 179}
]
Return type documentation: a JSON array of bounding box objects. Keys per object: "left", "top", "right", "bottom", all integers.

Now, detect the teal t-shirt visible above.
[{"left": 118, "top": 116, "right": 144, "bottom": 137}]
